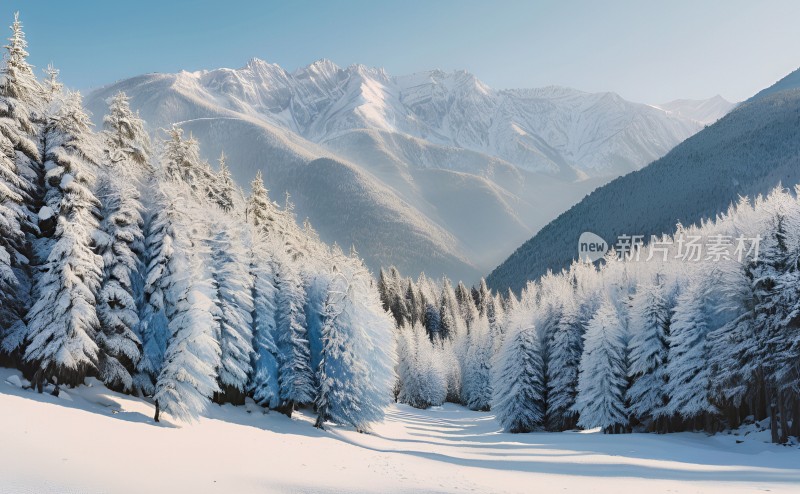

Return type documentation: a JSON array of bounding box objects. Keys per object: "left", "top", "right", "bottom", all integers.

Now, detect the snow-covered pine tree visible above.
[
  {"left": 423, "top": 300, "right": 441, "bottom": 340},
  {"left": 24, "top": 91, "right": 104, "bottom": 386},
  {"left": 664, "top": 276, "right": 717, "bottom": 428},
  {"left": 94, "top": 170, "right": 144, "bottom": 392},
  {"left": 214, "top": 152, "right": 235, "bottom": 212},
  {"left": 0, "top": 13, "right": 44, "bottom": 355},
  {"left": 152, "top": 184, "right": 220, "bottom": 422},
  {"left": 463, "top": 314, "right": 493, "bottom": 411},
  {"left": 397, "top": 322, "right": 447, "bottom": 409},
  {"left": 102, "top": 91, "right": 151, "bottom": 177},
  {"left": 315, "top": 257, "right": 395, "bottom": 431},
  {"left": 547, "top": 293, "right": 584, "bottom": 431},
  {"left": 492, "top": 319, "right": 545, "bottom": 433},
  {"left": 627, "top": 274, "right": 671, "bottom": 429},
  {"left": 208, "top": 209, "right": 254, "bottom": 404},
  {"left": 574, "top": 294, "right": 628, "bottom": 433},
  {"left": 133, "top": 180, "right": 175, "bottom": 395},
  {"left": 161, "top": 125, "right": 217, "bottom": 200},
  {"left": 274, "top": 250, "right": 315, "bottom": 416},
  {"left": 455, "top": 280, "right": 478, "bottom": 330},
  {"left": 248, "top": 232, "right": 280, "bottom": 408},
  {"left": 246, "top": 170, "right": 278, "bottom": 229}
]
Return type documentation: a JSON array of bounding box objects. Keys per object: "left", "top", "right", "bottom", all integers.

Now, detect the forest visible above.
[{"left": 0, "top": 13, "right": 798, "bottom": 446}]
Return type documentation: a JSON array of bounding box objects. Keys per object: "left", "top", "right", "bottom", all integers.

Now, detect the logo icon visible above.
[{"left": 578, "top": 232, "right": 609, "bottom": 263}]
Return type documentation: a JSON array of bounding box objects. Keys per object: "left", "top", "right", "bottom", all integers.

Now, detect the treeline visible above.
[
  {"left": 0, "top": 14, "right": 394, "bottom": 430},
  {"left": 384, "top": 189, "right": 800, "bottom": 443}
]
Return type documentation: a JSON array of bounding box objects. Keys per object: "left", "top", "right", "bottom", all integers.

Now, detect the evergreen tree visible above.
[
  {"left": 102, "top": 91, "right": 151, "bottom": 176},
  {"left": 315, "top": 259, "right": 395, "bottom": 431},
  {"left": 397, "top": 322, "right": 447, "bottom": 409},
  {"left": 0, "top": 13, "right": 43, "bottom": 355},
  {"left": 248, "top": 232, "right": 280, "bottom": 408},
  {"left": 547, "top": 294, "right": 584, "bottom": 430},
  {"left": 134, "top": 187, "right": 172, "bottom": 395},
  {"left": 627, "top": 275, "right": 671, "bottom": 427},
  {"left": 95, "top": 171, "right": 144, "bottom": 392},
  {"left": 214, "top": 152, "right": 235, "bottom": 212},
  {"left": 152, "top": 186, "right": 220, "bottom": 422},
  {"left": 574, "top": 295, "right": 627, "bottom": 433},
  {"left": 492, "top": 322, "right": 545, "bottom": 433},
  {"left": 208, "top": 213, "right": 254, "bottom": 404},
  {"left": 664, "top": 277, "right": 717, "bottom": 424},
  {"left": 463, "top": 315, "right": 493, "bottom": 411},
  {"left": 24, "top": 91, "right": 104, "bottom": 386},
  {"left": 274, "top": 252, "right": 315, "bottom": 416}
]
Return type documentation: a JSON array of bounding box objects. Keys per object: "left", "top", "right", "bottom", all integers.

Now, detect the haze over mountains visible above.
[
  {"left": 86, "top": 58, "right": 732, "bottom": 281},
  {"left": 488, "top": 68, "right": 800, "bottom": 293}
]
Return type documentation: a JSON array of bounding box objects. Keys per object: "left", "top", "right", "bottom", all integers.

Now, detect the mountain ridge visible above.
[
  {"left": 86, "top": 59, "right": 732, "bottom": 281},
  {"left": 487, "top": 66, "right": 800, "bottom": 293}
]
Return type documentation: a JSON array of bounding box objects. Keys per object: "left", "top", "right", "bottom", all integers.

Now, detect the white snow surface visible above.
[{"left": 2, "top": 367, "right": 798, "bottom": 494}]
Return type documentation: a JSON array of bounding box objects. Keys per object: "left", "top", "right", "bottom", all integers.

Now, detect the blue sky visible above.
[{"left": 1, "top": 0, "right": 799, "bottom": 103}]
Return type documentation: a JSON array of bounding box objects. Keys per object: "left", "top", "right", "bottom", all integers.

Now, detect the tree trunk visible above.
[
  {"left": 154, "top": 400, "right": 160, "bottom": 423},
  {"left": 769, "top": 388, "right": 779, "bottom": 444},
  {"left": 276, "top": 401, "right": 294, "bottom": 418},
  {"left": 778, "top": 390, "right": 789, "bottom": 444}
]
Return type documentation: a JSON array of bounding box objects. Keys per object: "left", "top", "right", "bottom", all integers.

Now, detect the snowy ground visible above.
[{"left": 1, "top": 367, "right": 799, "bottom": 494}]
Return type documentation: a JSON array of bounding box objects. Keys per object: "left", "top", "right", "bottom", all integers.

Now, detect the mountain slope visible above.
[
  {"left": 86, "top": 60, "right": 729, "bottom": 280},
  {"left": 488, "top": 69, "right": 800, "bottom": 293},
  {"left": 653, "top": 95, "right": 736, "bottom": 125}
]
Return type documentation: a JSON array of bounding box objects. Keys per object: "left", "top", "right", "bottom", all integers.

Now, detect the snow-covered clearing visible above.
[{"left": 1, "top": 367, "right": 798, "bottom": 494}]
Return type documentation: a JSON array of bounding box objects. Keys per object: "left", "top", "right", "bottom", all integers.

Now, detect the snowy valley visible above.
[
  {"left": 0, "top": 9, "right": 799, "bottom": 494},
  {"left": 84, "top": 58, "right": 732, "bottom": 280}
]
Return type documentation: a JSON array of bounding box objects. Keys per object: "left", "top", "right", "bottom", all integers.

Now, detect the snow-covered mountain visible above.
[
  {"left": 653, "top": 95, "right": 736, "bottom": 125},
  {"left": 488, "top": 67, "right": 800, "bottom": 293},
  {"left": 86, "top": 59, "right": 730, "bottom": 280}
]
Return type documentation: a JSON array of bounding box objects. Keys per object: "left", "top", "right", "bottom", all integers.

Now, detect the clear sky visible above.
[{"left": 1, "top": 0, "right": 799, "bottom": 103}]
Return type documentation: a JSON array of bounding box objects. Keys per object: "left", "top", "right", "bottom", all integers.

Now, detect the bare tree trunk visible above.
[{"left": 154, "top": 400, "right": 160, "bottom": 423}]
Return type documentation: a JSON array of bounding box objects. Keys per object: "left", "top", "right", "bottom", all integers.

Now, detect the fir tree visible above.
[
  {"left": 95, "top": 171, "right": 144, "bottom": 392},
  {"left": 24, "top": 91, "right": 104, "bottom": 386},
  {"left": 627, "top": 276, "right": 670, "bottom": 427},
  {"left": 274, "top": 252, "right": 314, "bottom": 416},
  {"left": 492, "top": 322, "right": 545, "bottom": 433},
  {"left": 574, "top": 295, "right": 627, "bottom": 433}
]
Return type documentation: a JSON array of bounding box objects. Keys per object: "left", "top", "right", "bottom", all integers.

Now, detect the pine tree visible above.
[
  {"left": 397, "top": 322, "right": 447, "bottom": 409},
  {"left": 248, "top": 232, "right": 280, "bottom": 408},
  {"left": 315, "top": 259, "right": 395, "bottom": 431},
  {"left": 274, "top": 252, "right": 314, "bottom": 416},
  {"left": 455, "top": 281, "right": 478, "bottom": 329},
  {"left": 95, "top": 171, "right": 144, "bottom": 392},
  {"left": 102, "top": 91, "right": 151, "bottom": 177},
  {"left": 134, "top": 187, "right": 172, "bottom": 395},
  {"left": 208, "top": 212, "right": 254, "bottom": 404},
  {"left": 664, "top": 277, "right": 717, "bottom": 425},
  {"left": 463, "top": 315, "right": 493, "bottom": 411},
  {"left": 547, "top": 294, "right": 584, "bottom": 430},
  {"left": 24, "top": 91, "right": 104, "bottom": 386},
  {"left": 214, "top": 152, "right": 235, "bottom": 212},
  {"left": 574, "top": 295, "right": 628, "bottom": 433},
  {"left": 162, "top": 125, "right": 217, "bottom": 200},
  {"left": 0, "top": 13, "right": 43, "bottom": 355},
  {"left": 152, "top": 185, "right": 220, "bottom": 422},
  {"left": 627, "top": 275, "right": 671, "bottom": 428},
  {"left": 246, "top": 170, "right": 278, "bottom": 229},
  {"left": 492, "top": 322, "right": 545, "bottom": 433}
]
